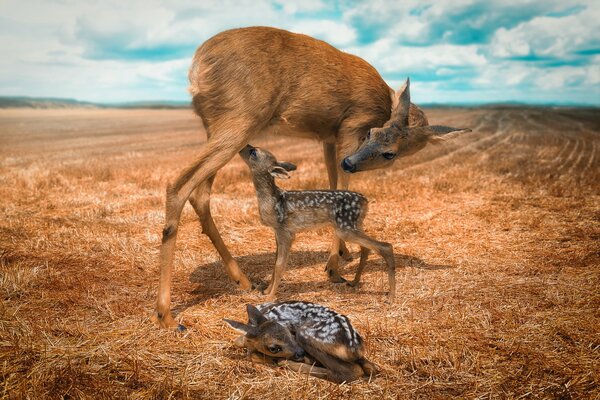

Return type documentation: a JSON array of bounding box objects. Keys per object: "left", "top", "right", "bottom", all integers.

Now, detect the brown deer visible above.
[
  {"left": 224, "top": 302, "right": 377, "bottom": 383},
  {"left": 154, "top": 26, "right": 469, "bottom": 329},
  {"left": 240, "top": 144, "right": 395, "bottom": 301}
]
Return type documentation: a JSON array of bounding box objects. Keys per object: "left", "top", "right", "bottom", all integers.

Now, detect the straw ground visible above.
[{"left": 0, "top": 107, "right": 598, "bottom": 399}]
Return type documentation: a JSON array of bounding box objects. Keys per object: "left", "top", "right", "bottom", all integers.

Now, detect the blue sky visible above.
[{"left": 0, "top": 0, "right": 598, "bottom": 105}]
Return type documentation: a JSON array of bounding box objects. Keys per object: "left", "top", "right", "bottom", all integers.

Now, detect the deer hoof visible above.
[
  {"left": 254, "top": 280, "right": 269, "bottom": 292},
  {"left": 327, "top": 269, "right": 347, "bottom": 284}
]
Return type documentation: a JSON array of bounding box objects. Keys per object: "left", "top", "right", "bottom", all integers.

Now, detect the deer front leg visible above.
[
  {"left": 323, "top": 142, "right": 352, "bottom": 283},
  {"left": 154, "top": 128, "right": 251, "bottom": 329},
  {"left": 189, "top": 176, "right": 252, "bottom": 290},
  {"left": 263, "top": 230, "right": 293, "bottom": 301}
]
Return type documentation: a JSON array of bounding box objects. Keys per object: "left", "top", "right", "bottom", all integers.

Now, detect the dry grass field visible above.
[{"left": 0, "top": 106, "right": 598, "bottom": 399}]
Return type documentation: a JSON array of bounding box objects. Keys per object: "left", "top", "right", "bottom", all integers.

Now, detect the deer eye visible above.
[
  {"left": 249, "top": 148, "right": 257, "bottom": 159},
  {"left": 382, "top": 152, "right": 396, "bottom": 160},
  {"left": 366, "top": 130, "right": 371, "bottom": 140},
  {"left": 268, "top": 345, "right": 282, "bottom": 354}
]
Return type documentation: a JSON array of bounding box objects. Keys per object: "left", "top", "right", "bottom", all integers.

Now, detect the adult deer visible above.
[{"left": 154, "top": 27, "right": 469, "bottom": 329}]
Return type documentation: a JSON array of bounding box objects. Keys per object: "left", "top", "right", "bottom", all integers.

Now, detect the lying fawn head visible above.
[
  {"left": 341, "top": 78, "right": 471, "bottom": 173},
  {"left": 239, "top": 144, "right": 297, "bottom": 179},
  {"left": 224, "top": 304, "right": 306, "bottom": 361}
]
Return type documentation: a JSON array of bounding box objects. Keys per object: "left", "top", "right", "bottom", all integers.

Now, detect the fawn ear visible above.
[
  {"left": 269, "top": 166, "right": 290, "bottom": 179},
  {"left": 223, "top": 319, "right": 256, "bottom": 335},
  {"left": 277, "top": 161, "right": 297, "bottom": 172},
  {"left": 246, "top": 304, "right": 268, "bottom": 326},
  {"left": 415, "top": 125, "right": 472, "bottom": 144}
]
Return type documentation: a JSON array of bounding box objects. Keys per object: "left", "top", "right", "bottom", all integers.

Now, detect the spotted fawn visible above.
[
  {"left": 224, "top": 301, "right": 377, "bottom": 383},
  {"left": 239, "top": 144, "right": 395, "bottom": 301}
]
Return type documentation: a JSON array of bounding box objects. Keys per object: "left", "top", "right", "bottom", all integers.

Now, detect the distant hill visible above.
[
  {"left": 0, "top": 96, "right": 191, "bottom": 109},
  {"left": 1, "top": 96, "right": 596, "bottom": 110}
]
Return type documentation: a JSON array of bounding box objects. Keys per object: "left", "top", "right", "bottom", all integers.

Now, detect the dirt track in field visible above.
[{"left": 1, "top": 107, "right": 598, "bottom": 399}]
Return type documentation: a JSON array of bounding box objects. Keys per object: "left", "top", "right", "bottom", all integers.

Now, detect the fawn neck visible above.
[{"left": 251, "top": 171, "right": 283, "bottom": 225}]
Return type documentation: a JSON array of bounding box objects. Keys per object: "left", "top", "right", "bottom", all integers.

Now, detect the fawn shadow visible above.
[{"left": 173, "top": 250, "right": 453, "bottom": 314}]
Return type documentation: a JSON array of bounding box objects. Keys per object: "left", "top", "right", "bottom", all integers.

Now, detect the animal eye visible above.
[
  {"left": 268, "top": 345, "right": 282, "bottom": 354},
  {"left": 382, "top": 152, "right": 396, "bottom": 160},
  {"left": 366, "top": 130, "right": 371, "bottom": 140},
  {"left": 249, "top": 148, "right": 257, "bottom": 158}
]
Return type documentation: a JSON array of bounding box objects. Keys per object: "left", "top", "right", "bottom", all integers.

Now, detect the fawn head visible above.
[
  {"left": 341, "top": 78, "right": 471, "bottom": 173},
  {"left": 239, "top": 145, "right": 297, "bottom": 179},
  {"left": 224, "top": 304, "right": 306, "bottom": 361}
]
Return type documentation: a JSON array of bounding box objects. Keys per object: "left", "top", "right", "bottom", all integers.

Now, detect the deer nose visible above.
[
  {"left": 293, "top": 349, "right": 305, "bottom": 361},
  {"left": 341, "top": 157, "right": 356, "bottom": 173}
]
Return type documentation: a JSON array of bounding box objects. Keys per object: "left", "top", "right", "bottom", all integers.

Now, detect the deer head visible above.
[
  {"left": 341, "top": 78, "right": 471, "bottom": 173},
  {"left": 224, "top": 304, "right": 306, "bottom": 361}
]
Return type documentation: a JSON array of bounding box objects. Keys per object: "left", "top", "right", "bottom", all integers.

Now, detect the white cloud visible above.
[
  {"left": 291, "top": 20, "right": 357, "bottom": 46},
  {"left": 345, "top": 39, "right": 487, "bottom": 74},
  {"left": 490, "top": 7, "right": 600, "bottom": 58}
]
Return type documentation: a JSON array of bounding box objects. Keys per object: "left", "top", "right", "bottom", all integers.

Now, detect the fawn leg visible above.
[
  {"left": 295, "top": 329, "right": 364, "bottom": 383},
  {"left": 189, "top": 175, "right": 252, "bottom": 290},
  {"left": 263, "top": 230, "right": 293, "bottom": 300},
  {"left": 338, "top": 229, "right": 396, "bottom": 301},
  {"left": 347, "top": 247, "right": 371, "bottom": 288},
  {"left": 279, "top": 360, "right": 330, "bottom": 379}
]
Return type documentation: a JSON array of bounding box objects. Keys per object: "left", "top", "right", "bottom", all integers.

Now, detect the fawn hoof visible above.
[{"left": 346, "top": 280, "right": 359, "bottom": 288}]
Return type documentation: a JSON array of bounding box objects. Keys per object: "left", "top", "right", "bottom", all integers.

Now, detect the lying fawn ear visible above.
[
  {"left": 277, "top": 161, "right": 297, "bottom": 171},
  {"left": 413, "top": 125, "right": 471, "bottom": 144},
  {"left": 223, "top": 318, "right": 256, "bottom": 335},
  {"left": 269, "top": 166, "right": 291, "bottom": 179},
  {"left": 246, "top": 304, "right": 268, "bottom": 326}
]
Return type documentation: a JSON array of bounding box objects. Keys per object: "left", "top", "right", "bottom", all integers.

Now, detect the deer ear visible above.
[
  {"left": 223, "top": 319, "right": 256, "bottom": 335},
  {"left": 246, "top": 304, "right": 268, "bottom": 326},
  {"left": 391, "top": 77, "right": 411, "bottom": 127},
  {"left": 277, "top": 161, "right": 297, "bottom": 172},
  {"left": 269, "top": 166, "right": 290, "bottom": 179},
  {"left": 420, "top": 125, "right": 472, "bottom": 144}
]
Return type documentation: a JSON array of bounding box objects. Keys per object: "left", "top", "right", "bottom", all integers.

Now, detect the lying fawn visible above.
[
  {"left": 224, "top": 302, "right": 377, "bottom": 383},
  {"left": 240, "top": 144, "right": 395, "bottom": 301}
]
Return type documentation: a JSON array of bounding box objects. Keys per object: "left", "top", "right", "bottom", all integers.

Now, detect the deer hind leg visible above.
[
  {"left": 189, "top": 176, "right": 252, "bottom": 290},
  {"left": 154, "top": 124, "right": 253, "bottom": 329},
  {"left": 337, "top": 229, "right": 396, "bottom": 302},
  {"left": 347, "top": 247, "right": 371, "bottom": 288},
  {"left": 323, "top": 143, "right": 352, "bottom": 283},
  {"left": 295, "top": 329, "right": 364, "bottom": 383}
]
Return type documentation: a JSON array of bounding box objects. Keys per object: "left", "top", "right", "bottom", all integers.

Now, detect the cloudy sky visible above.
[{"left": 1, "top": 0, "right": 598, "bottom": 105}]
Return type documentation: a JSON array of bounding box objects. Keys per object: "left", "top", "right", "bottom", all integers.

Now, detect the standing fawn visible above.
[
  {"left": 155, "top": 26, "right": 470, "bottom": 328},
  {"left": 240, "top": 144, "right": 395, "bottom": 301},
  {"left": 224, "top": 302, "right": 377, "bottom": 383}
]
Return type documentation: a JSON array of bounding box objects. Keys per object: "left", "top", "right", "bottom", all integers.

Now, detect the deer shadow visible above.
[{"left": 172, "top": 250, "right": 453, "bottom": 315}]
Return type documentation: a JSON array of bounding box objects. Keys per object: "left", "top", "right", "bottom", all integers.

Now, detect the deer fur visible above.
[
  {"left": 154, "top": 26, "right": 468, "bottom": 329},
  {"left": 224, "top": 302, "right": 377, "bottom": 383},
  {"left": 240, "top": 144, "right": 395, "bottom": 300}
]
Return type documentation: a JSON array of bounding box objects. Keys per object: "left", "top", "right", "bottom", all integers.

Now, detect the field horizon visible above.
[{"left": 0, "top": 107, "right": 598, "bottom": 399}]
